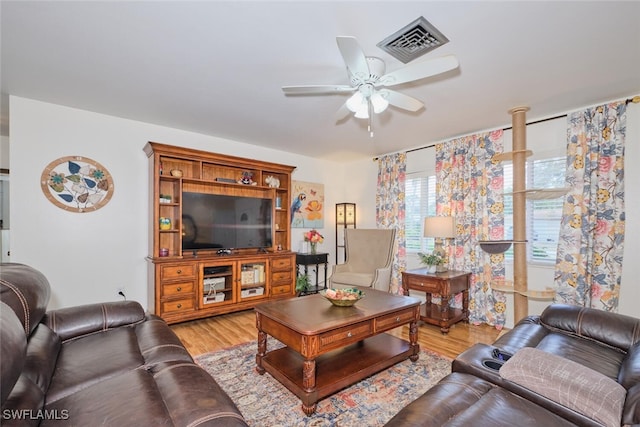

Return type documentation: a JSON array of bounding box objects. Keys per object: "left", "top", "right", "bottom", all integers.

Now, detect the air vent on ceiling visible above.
[{"left": 377, "top": 16, "right": 449, "bottom": 64}]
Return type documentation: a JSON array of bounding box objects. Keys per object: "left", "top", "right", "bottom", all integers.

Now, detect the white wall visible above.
[{"left": 9, "top": 96, "right": 349, "bottom": 309}]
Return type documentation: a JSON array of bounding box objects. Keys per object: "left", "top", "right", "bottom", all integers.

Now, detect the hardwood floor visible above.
[{"left": 170, "top": 309, "right": 503, "bottom": 359}]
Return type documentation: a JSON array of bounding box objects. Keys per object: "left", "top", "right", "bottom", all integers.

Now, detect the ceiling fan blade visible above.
[
  {"left": 335, "top": 102, "right": 352, "bottom": 122},
  {"left": 282, "top": 85, "right": 355, "bottom": 95},
  {"left": 336, "top": 36, "right": 370, "bottom": 83},
  {"left": 383, "top": 89, "right": 425, "bottom": 112},
  {"left": 378, "top": 55, "right": 459, "bottom": 87}
]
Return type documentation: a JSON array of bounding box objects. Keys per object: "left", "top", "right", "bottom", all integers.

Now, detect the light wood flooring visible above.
[{"left": 170, "top": 309, "right": 503, "bottom": 359}]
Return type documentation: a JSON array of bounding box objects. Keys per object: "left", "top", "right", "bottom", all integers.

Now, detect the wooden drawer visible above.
[
  {"left": 162, "top": 297, "right": 195, "bottom": 314},
  {"left": 272, "top": 270, "right": 292, "bottom": 283},
  {"left": 161, "top": 263, "right": 197, "bottom": 280},
  {"left": 162, "top": 281, "right": 195, "bottom": 297},
  {"left": 375, "top": 308, "right": 417, "bottom": 332},
  {"left": 271, "top": 256, "right": 293, "bottom": 270},
  {"left": 271, "top": 284, "right": 291, "bottom": 296},
  {"left": 404, "top": 275, "right": 441, "bottom": 293},
  {"left": 319, "top": 321, "right": 372, "bottom": 351}
]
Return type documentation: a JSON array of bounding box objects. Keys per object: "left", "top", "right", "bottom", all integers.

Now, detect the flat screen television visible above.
[{"left": 181, "top": 192, "right": 273, "bottom": 251}]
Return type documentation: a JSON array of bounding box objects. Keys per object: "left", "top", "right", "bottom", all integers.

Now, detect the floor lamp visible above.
[{"left": 424, "top": 216, "right": 455, "bottom": 272}]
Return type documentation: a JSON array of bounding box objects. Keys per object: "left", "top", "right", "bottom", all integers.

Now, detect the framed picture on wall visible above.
[{"left": 291, "top": 180, "right": 324, "bottom": 229}]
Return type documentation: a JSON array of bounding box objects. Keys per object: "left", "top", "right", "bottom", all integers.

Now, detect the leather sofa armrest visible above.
[{"left": 43, "top": 301, "right": 146, "bottom": 342}]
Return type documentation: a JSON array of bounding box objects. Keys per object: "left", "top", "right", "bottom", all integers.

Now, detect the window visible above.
[
  {"left": 405, "top": 155, "right": 565, "bottom": 264},
  {"left": 405, "top": 173, "right": 436, "bottom": 252},
  {"left": 503, "top": 156, "right": 565, "bottom": 263}
]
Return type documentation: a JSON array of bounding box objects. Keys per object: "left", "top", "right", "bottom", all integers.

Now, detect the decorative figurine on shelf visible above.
[
  {"left": 265, "top": 175, "right": 280, "bottom": 188},
  {"left": 238, "top": 171, "right": 257, "bottom": 185},
  {"left": 304, "top": 229, "right": 324, "bottom": 254}
]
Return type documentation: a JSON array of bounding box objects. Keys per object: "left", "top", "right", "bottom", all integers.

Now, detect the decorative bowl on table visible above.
[{"left": 320, "top": 288, "right": 365, "bottom": 307}]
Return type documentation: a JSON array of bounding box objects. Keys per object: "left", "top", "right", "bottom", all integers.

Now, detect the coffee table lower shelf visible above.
[{"left": 260, "top": 333, "right": 414, "bottom": 412}]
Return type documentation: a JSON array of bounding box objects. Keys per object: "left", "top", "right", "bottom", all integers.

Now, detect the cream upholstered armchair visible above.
[{"left": 330, "top": 228, "right": 396, "bottom": 292}]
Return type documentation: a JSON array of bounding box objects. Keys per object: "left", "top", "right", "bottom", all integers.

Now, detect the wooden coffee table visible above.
[{"left": 254, "top": 289, "right": 421, "bottom": 415}]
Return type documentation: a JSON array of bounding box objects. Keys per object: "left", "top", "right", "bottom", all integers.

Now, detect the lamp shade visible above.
[
  {"left": 423, "top": 216, "right": 455, "bottom": 238},
  {"left": 336, "top": 203, "right": 356, "bottom": 225}
]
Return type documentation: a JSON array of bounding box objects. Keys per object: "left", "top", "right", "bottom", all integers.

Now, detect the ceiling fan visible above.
[{"left": 282, "top": 36, "right": 459, "bottom": 136}]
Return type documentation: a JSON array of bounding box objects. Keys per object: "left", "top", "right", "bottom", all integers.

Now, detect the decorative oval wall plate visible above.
[{"left": 40, "top": 156, "right": 114, "bottom": 212}]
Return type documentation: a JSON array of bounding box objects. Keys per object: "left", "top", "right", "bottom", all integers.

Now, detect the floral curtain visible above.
[
  {"left": 376, "top": 153, "right": 406, "bottom": 295},
  {"left": 436, "top": 130, "right": 507, "bottom": 328},
  {"left": 554, "top": 101, "right": 627, "bottom": 311}
]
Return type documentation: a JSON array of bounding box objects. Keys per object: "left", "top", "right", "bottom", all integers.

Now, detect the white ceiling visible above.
[{"left": 2, "top": 1, "right": 639, "bottom": 162}]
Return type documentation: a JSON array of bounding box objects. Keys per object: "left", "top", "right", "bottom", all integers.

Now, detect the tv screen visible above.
[{"left": 182, "top": 192, "right": 273, "bottom": 251}]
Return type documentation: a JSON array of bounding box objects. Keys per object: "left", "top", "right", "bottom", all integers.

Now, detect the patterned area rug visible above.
[{"left": 195, "top": 337, "right": 452, "bottom": 427}]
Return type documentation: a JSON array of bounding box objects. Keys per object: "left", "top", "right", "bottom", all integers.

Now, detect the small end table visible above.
[
  {"left": 295, "top": 252, "right": 329, "bottom": 295},
  {"left": 402, "top": 268, "right": 471, "bottom": 334}
]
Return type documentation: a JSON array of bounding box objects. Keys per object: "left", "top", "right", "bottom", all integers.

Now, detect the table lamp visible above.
[{"left": 423, "top": 216, "right": 455, "bottom": 272}]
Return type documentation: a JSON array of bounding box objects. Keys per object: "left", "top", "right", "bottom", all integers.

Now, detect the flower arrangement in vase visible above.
[{"left": 304, "top": 229, "right": 324, "bottom": 254}]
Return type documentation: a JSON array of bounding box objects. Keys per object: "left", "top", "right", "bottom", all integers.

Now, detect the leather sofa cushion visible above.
[
  {"left": 42, "top": 362, "right": 247, "bottom": 426},
  {"left": 500, "top": 347, "right": 626, "bottom": 427},
  {"left": 534, "top": 332, "right": 626, "bottom": 381},
  {"left": 385, "top": 372, "right": 576, "bottom": 427},
  {"left": 45, "top": 326, "right": 147, "bottom": 403}
]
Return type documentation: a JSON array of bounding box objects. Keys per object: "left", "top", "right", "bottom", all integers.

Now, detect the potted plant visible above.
[
  {"left": 417, "top": 252, "right": 444, "bottom": 273},
  {"left": 296, "top": 274, "right": 311, "bottom": 295}
]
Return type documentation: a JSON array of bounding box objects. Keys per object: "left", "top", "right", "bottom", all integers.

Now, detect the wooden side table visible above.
[{"left": 402, "top": 268, "right": 471, "bottom": 334}]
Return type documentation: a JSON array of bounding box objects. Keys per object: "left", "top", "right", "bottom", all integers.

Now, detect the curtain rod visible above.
[{"left": 373, "top": 96, "right": 640, "bottom": 161}]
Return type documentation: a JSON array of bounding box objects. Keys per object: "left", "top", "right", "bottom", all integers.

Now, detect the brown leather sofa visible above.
[
  {"left": 386, "top": 303, "right": 640, "bottom": 427},
  {"left": 1, "top": 263, "right": 248, "bottom": 426}
]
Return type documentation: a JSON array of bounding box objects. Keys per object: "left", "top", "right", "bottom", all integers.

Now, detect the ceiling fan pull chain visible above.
[{"left": 368, "top": 99, "right": 374, "bottom": 137}]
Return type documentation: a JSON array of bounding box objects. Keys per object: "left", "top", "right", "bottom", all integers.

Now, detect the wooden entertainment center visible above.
[{"left": 144, "top": 142, "right": 297, "bottom": 324}]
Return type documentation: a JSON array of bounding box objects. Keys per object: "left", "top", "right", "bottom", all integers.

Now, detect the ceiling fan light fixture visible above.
[
  {"left": 346, "top": 92, "right": 365, "bottom": 112},
  {"left": 354, "top": 105, "right": 369, "bottom": 119},
  {"left": 371, "top": 92, "right": 389, "bottom": 114}
]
